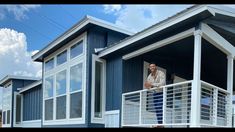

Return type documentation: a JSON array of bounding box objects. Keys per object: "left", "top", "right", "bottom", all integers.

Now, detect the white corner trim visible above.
[
  {"left": 122, "top": 28, "right": 195, "bottom": 60},
  {"left": 201, "top": 23, "right": 235, "bottom": 56},
  {"left": 98, "top": 5, "right": 212, "bottom": 58}
]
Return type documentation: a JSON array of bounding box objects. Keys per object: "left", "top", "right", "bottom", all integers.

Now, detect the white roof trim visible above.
[
  {"left": 98, "top": 5, "right": 216, "bottom": 57},
  {"left": 122, "top": 28, "right": 195, "bottom": 60},
  {"left": 32, "top": 15, "right": 134, "bottom": 61},
  {"left": 19, "top": 80, "right": 42, "bottom": 93},
  {"left": 0, "top": 75, "right": 40, "bottom": 86},
  {"left": 207, "top": 5, "right": 235, "bottom": 18}
]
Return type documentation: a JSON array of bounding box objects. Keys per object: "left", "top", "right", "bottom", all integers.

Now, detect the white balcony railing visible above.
[
  {"left": 122, "top": 81, "right": 192, "bottom": 127},
  {"left": 200, "top": 81, "right": 230, "bottom": 127},
  {"left": 121, "top": 80, "right": 230, "bottom": 127}
]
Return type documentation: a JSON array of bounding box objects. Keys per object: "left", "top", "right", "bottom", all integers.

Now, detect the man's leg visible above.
[{"left": 153, "top": 92, "right": 163, "bottom": 124}]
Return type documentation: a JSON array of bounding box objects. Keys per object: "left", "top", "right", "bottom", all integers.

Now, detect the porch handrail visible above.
[
  {"left": 122, "top": 80, "right": 193, "bottom": 96},
  {"left": 201, "top": 80, "right": 229, "bottom": 94}
]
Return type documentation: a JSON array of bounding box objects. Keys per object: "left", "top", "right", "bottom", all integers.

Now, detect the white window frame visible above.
[
  {"left": 43, "top": 32, "right": 87, "bottom": 125},
  {"left": 13, "top": 92, "right": 22, "bottom": 127},
  {"left": 2, "top": 81, "right": 12, "bottom": 128},
  {"left": 91, "top": 54, "right": 106, "bottom": 124}
]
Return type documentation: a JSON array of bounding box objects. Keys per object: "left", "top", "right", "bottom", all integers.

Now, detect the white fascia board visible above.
[
  {"left": 122, "top": 28, "right": 195, "bottom": 60},
  {"left": 32, "top": 16, "right": 134, "bottom": 61},
  {"left": 0, "top": 75, "right": 40, "bottom": 86},
  {"left": 207, "top": 5, "right": 235, "bottom": 18}
]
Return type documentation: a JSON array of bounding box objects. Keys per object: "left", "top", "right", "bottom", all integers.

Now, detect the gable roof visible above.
[
  {"left": 97, "top": 5, "right": 235, "bottom": 58},
  {"left": 32, "top": 15, "right": 134, "bottom": 62},
  {"left": 0, "top": 75, "right": 40, "bottom": 87}
]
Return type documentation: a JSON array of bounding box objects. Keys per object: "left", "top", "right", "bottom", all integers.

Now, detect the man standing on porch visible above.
[{"left": 144, "top": 62, "right": 166, "bottom": 125}]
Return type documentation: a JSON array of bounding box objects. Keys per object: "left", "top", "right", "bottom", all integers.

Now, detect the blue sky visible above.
[
  {"left": 0, "top": 5, "right": 194, "bottom": 108},
  {"left": 1, "top": 4, "right": 235, "bottom": 109}
]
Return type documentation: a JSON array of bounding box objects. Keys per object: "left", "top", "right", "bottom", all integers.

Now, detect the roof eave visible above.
[
  {"left": 32, "top": 15, "right": 134, "bottom": 62},
  {"left": 19, "top": 80, "right": 42, "bottom": 93},
  {"left": 97, "top": 5, "right": 216, "bottom": 58},
  {"left": 0, "top": 75, "right": 40, "bottom": 87}
]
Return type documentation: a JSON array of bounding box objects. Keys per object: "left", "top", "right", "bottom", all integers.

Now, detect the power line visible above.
[
  {"left": 57, "top": 4, "right": 77, "bottom": 21},
  {"left": 6, "top": 15, "right": 53, "bottom": 41},
  {"left": 22, "top": 5, "right": 66, "bottom": 32}
]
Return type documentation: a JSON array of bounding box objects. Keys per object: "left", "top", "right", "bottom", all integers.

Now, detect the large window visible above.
[
  {"left": 45, "top": 76, "right": 53, "bottom": 98},
  {"left": 57, "top": 50, "right": 67, "bottom": 66},
  {"left": 70, "top": 40, "right": 83, "bottom": 59},
  {"left": 2, "top": 83, "right": 12, "bottom": 126},
  {"left": 91, "top": 55, "right": 106, "bottom": 123},
  {"left": 45, "top": 58, "right": 54, "bottom": 72},
  {"left": 70, "top": 63, "right": 82, "bottom": 92},
  {"left": 43, "top": 34, "right": 86, "bottom": 125},
  {"left": 56, "top": 70, "right": 66, "bottom": 95},
  {"left": 45, "top": 99, "right": 53, "bottom": 121},
  {"left": 70, "top": 63, "right": 83, "bottom": 118},
  {"left": 56, "top": 70, "right": 67, "bottom": 119}
]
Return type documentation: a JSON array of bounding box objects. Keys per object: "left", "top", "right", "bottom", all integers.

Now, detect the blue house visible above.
[
  {"left": 32, "top": 5, "right": 235, "bottom": 127},
  {"left": 0, "top": 75, "right": 41, "bottom": 128},
  {"left": 32, "top": 15, "right": 133, "bottom": 127},
  {"left": 1, "top": 4, "right": 235, "bottom": 128}
]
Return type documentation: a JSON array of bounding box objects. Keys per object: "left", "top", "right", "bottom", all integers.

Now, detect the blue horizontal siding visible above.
[{"left": 22, "top": 85, "right": 42, "bottom": 121}]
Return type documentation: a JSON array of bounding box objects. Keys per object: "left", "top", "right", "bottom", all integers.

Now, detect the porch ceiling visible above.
[{"left": 139, "top": 36, "right": 229, "bottom": 90}]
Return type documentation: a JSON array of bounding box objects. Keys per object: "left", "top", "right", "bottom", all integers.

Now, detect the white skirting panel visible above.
[{"left": 105, "top": 110, "right": 120, "bottom": 128}]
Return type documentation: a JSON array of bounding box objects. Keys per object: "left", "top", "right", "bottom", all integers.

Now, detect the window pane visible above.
[
  {"left": 45, "top": 58, "right": 54, "bottom": 72},
  {"left": 16, "top": 95, "right": 21, "bottom": 123},
  {"left": 56, "top": 96, "right": 66, "bottom": 119},
  {"left": 57, "top": 50, "right": 67, "bottom": 66},
  {"left": 45, "top": 99, "right": 53, "bottom": 121},
  {"left": 70, "top": 92, "right": 82, "bottom": 118},
  {"left": 7, "top": 110, "right": 10, "bottom": 124},
  {"left": 45, "top": 76, "right": 53, "bottom": 98},
  {"left": 70, "top": 63, "right": 83, "bottom": 92},
  {"left": 95, "top": 61, "right": 103, "bottom": 118},
  {"left": 70, "top": 41, "right": 83, "bottom": 59},
  {"left": 56, "top": 70, "right": 66, "bottom": 95},
  {"left": 3, "top": 111, "right": 6, "bottom": 124}
]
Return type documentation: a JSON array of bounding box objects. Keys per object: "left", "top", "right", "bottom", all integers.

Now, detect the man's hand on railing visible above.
[{"left": 144, "top": 81, "right": 152, "bottom": 89}]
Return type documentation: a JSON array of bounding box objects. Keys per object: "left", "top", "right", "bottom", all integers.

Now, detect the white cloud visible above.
[
  {"left": 103, "top": 5, "right": 191, "bottom": 33},
  {"left": 103, "top": 4, "right": 122, "bottom": 14},
  {"left": 0, "top": 5, "right": 40, "bottom": 21},
  {"left": 0, "top": 28, "right": 42, "bottom": 79}
]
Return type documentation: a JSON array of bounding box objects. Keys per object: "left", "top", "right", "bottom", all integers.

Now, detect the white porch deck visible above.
[{"left": 121, "top": 81, "right": 230, "bottom": 127}]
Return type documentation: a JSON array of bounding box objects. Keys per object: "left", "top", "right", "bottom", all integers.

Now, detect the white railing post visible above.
[
  {"left": 190, "top": 29, "right": 202, "bottom": 127},
  {"left": 139, "top": 92, "right": 142, "bottom": 125},
  {"left": 163, "top": 87, "right": 166, "bottom": 125},
  {"left": 212, "top": 88, "right": 218, "bottom": 126},
  {"left": 227, "top": 55, "right": 233, "bottom": 127}
]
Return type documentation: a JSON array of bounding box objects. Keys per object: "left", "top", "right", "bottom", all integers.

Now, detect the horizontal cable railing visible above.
[
  {"left": 122, "top": 81, "right": 192, "bottom": 127},
  {"left": 200, "top": 81, "right": 230, "bottom": 127}
]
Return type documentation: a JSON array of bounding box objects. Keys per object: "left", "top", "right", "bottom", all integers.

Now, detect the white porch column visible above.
[
  {"left": 190, "top": 30, "right": 202, "bottom": 127},
  {"left": 227, "top": 55, "right": 233, "bottom": 127}
]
